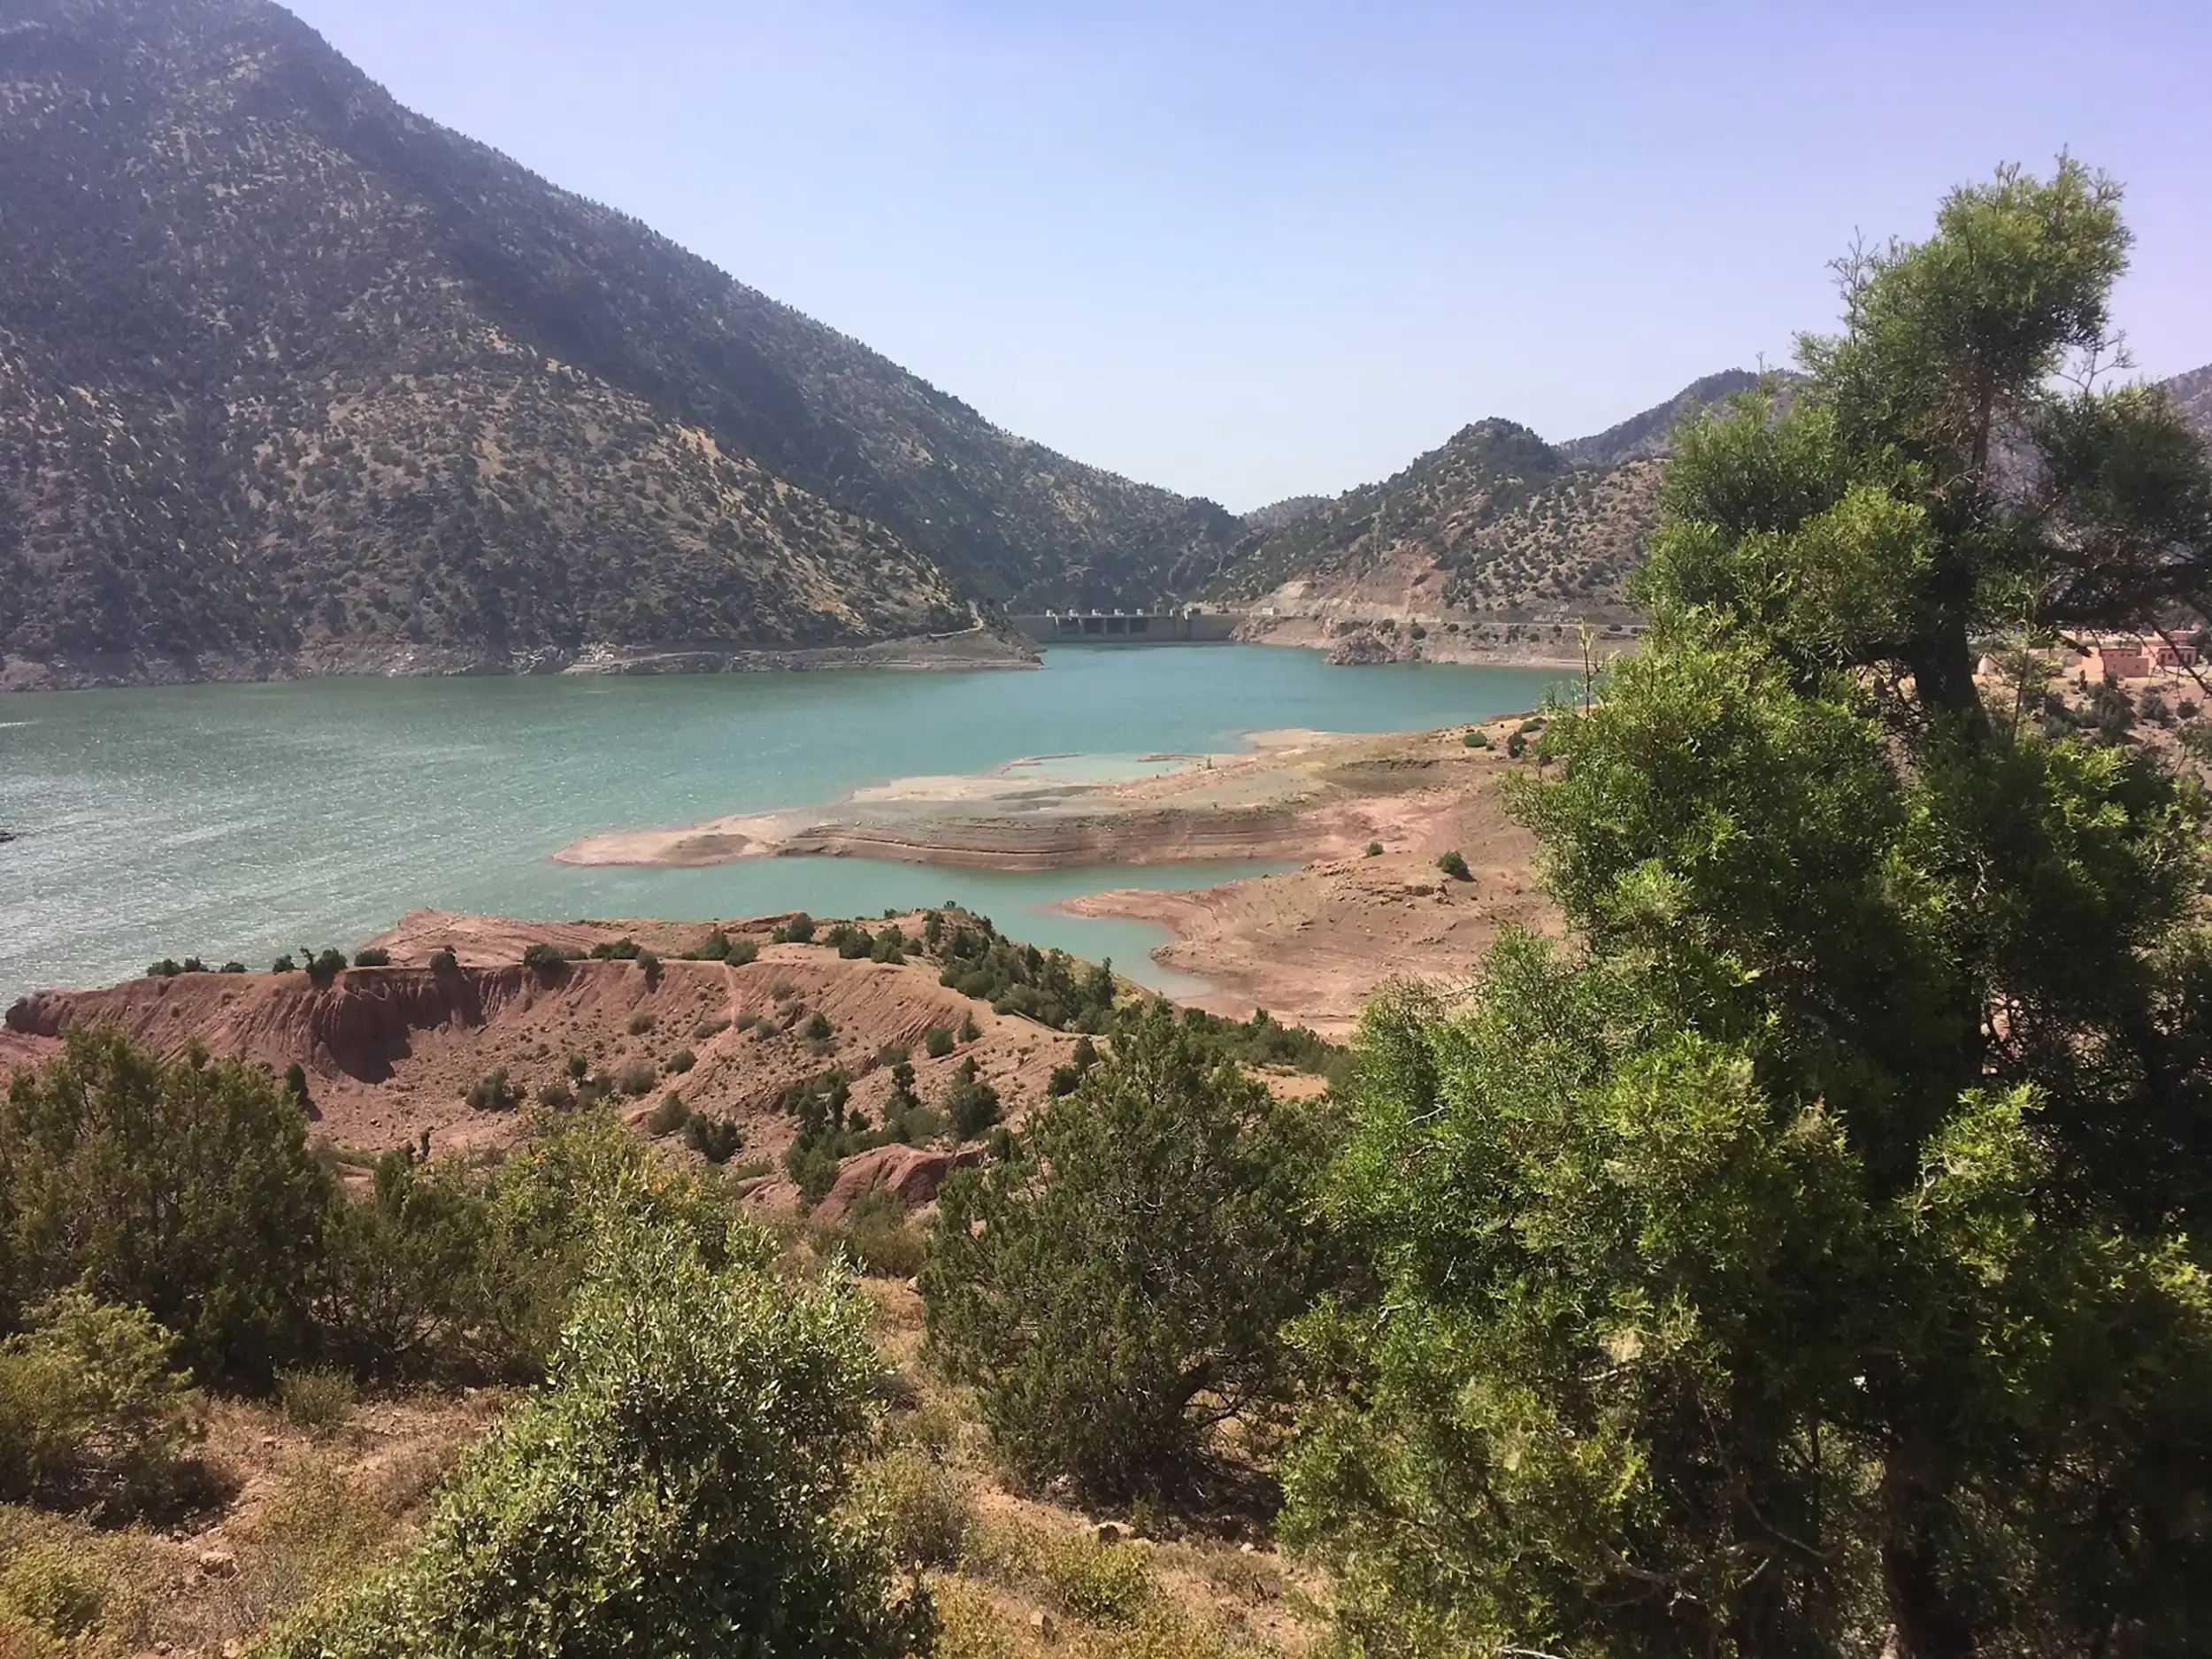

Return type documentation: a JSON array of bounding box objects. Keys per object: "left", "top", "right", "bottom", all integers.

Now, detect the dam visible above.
[{"left": 1009, "top": 609, "right": 1241, "bottom": 645}]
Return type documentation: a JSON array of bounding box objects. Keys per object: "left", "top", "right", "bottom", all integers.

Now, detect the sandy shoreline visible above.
[{"left": 556, "top": 717, "right": 1557, "bottom": 1032}]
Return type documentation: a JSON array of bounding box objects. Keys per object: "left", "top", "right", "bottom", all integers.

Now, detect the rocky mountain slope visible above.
[
  {"left": 0, "top": 0, "right": 1240, "bottom": 686},
  {"left": 1216, "top": 362, "right": 2212, "bottom": 644},
  {"left": 1203, "top": 378, "right": 1733, "bottom": 626}
]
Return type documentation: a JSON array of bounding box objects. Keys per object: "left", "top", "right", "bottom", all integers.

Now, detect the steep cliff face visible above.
[{"left": 0, "top": 0, "right": 1238, "bottom": 684}]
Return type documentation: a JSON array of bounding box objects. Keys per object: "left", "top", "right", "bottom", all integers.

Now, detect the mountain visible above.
[
  {"left": 0, "top": 0, "right": 1239, "bottom": 685},
  {"left": 2166, "top": 363, "right": 2212, "bottom": 440},
  {"left": 1208, "top": 373, "right": 1766, "bottom": 626},
  {"left": 1556, "top": 368, "right": 1766, "bottom": 469}
]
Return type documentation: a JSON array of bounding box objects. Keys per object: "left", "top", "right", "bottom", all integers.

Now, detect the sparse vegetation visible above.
[
  {"left": 1435, "top": 849, "right": 1471, "bottom": 880},
  {"left": 463, "top": 1069, "right": 523, "bottom": 1112}
]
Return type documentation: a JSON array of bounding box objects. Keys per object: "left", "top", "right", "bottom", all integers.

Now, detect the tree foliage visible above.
[
  {"left": 0, "top": 1028, "right": 337, "bottom": 1389},
  {"left": 1285, "top": 162, "right": 2212, "bottom": 1659},
  {"left": 922, "top": 1003, "right": 1333, "bottom": 1502},
  {"left": 265, "top": 1221, "right": 929, "bottom": 1659}
]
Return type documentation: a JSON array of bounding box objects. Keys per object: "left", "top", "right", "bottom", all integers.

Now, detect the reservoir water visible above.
[{"left": 0, "top": 646, "right": 1562, "bottom": 1002}]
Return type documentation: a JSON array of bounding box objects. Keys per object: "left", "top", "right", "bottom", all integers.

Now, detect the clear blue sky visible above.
[{"left": 283, "top": 0, "right": 2212, "bottom": 511}]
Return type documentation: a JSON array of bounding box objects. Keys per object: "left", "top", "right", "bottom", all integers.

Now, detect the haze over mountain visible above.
[{"left": 0, "top": 0, "right": 1240, "bottom": 684}]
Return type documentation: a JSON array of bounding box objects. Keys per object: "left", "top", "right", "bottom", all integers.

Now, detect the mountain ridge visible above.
[{"left": 0, "top": 0, "right": 1239, "bottom": 687}]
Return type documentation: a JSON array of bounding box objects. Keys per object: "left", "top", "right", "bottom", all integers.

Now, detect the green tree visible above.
[
  {"left": 0, "top": 1286, "right": 201, "bottom": 1515},
  {"left": 923, "top": 1003, "right": 1333, "bottom": 1502},
  {"left": 265, "top": 1221, "right": 929, "bottom": 1659},
  {"left": 0, "top": 1029, "right": 337, "bottom": 1388},
  {"left": 1285, "top": 161, "right": 2212, "bottom": 1659}
]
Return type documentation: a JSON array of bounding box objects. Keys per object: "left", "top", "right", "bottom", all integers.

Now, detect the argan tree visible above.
[{"left": 1284, "top": 161, "right": 2212, "bottom": 1658}]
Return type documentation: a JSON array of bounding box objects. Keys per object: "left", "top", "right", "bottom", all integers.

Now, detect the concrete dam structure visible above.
[{"left": 1009, "top": 610, "right": 1241, "bottom": 645}]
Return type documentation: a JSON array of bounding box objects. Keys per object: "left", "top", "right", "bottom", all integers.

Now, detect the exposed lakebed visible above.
[{"left": 0, "top": 646, "right": 1562, "bottom": 1000}]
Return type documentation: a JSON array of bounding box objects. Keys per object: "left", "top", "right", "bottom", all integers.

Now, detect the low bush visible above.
[
  {"left": 589, "top": 937, "right": 642, "bottom": 961},
  {"left": 0, "top": 1526, "right": 115, "bottom": 1647},
  {"left": 684, "top": 1116, "right": 742, "bottom": 1165},
  {"left": 221, "top": 960, "right": 249, "bottom": 974},
  {"left": 0, "top": 1287, "right": 202, "bottom": 1516},
  {"left": 275, "top": 1366, "right": 357, "bottom": 1433},
  {"left": 1506, "top": 730, "right": 1528, "bottom": 758},
  {"left": 1463, "top": 728, "right": 1491, "bottom": 749},
  {"left": 1437, "top": 849, "right": 1471, "bottom": 881},
  {"left": 305, "top": 948, "right": 349, "bottom": 987},
  {"left": 464, "top": 1069, "right": 523, "bottom": 1112},
  {"left": 772, "top": 912, "right": 817, "bottom": 944},
  {"left": 644, "top": 1092, "right": 693, "bottom": 1136},
  {"left": 664, "top": 1048, "right": 695, "bottom": 1074},
  {"left": 959, "top": 1012, "right": 981, "bottom": 1043},
  {"left": 863, "top": 1444, "right": 974, "bottom": 1569},
  {"left": 1365, "top": 841, "right": 1384, "bottom": 856},
  {"left": 804, "top": 1010, "right": 834, "bottom": 1043},
  {"left": 145, "top": 959, "right": 181, "bottom": 978},
  {"left": 832, "top": 1191, "right": 928, "bottom": 1279},
  {"left": 626, "top": 1010, "right": 656, "bottom": 1035},
  {"left": 272, "top": 954, "right": 297, "bottom": 972},
  {"left": 924, "top": 1025, "right": 956, "bottom": 1059},
  {"left": 520, "top": 941, "right": 566, "bottom": 974},
  {"left": 1044, "top": 1535, "right": 1159, "bottom": 1623},
  {"left": 265, "top": 1223, "right": 927, "bottom": 1659},
  {"left": 692, "top": 1017, "right": 733, "bottom": 1041},
  {"left": 427, "top": 949, "right": 457, "bottom": 972},
  {"left": 613, "top": 1060, "right": 657, "bottom": 1098},
  {"left": 351, "top": 948, "right": 391, "bottom": 969},
  {"left": 536, "top": 1079, "right": 575, "bottom": 1111}
]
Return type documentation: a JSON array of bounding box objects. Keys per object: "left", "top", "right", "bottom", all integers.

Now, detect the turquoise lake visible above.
[{"left": 0, "top": 646, "right": 1563, "bottom": 1001}]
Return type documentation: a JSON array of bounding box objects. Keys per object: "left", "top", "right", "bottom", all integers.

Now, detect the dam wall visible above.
[{"left": 1010, "top": 610, "right": 1241, "bottom": 645}]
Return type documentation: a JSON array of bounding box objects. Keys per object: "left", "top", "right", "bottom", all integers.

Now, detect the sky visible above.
[{"left": 280, "top": 0, "right": 2212, "bottom": 512}]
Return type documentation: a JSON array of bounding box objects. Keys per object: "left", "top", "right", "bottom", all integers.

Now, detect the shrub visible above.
[
  {"left": 272, "top": 955, "right": 298, "bottom": 973},
  {"left": 803, "top": 1010, "right": 834, "bottom": 1044},
  {"left": 1506, "top": 729, "right": 1528, "bottom": 758},
  {"left": 265, "top": 1223, "right": 927, "bottom": 1659},
  {"left": 691, "top": 1017, "right": 733, "bottom": 1041},
  {"left": 941, "top": 1058, "right": 1002, "bottom": 1141},
  {"left": 520, "top": 941, "right": 566, "bottom": 974},
  {"left": 613, "top": 1060, "right": 657, "bottom": 1098},
  {"left": 924, "top": 1026, "right": 956, "bottom": 1059},
  {"left": 626, "top": 1010, "right": 656, "bottom": 1036},
  {"left": 959, "top": 1011, "right": 981, "bottom": 1043},
  {"left": 305, "top": 949, "right": 348, "bottom": 987},
  {"left": 872, "top": 927, "right": 909, "bottom": 964},
  {"left": 1436, "top": 849, "right": 1472, "bottom": 881},
  {"left": 145, "top": 959, "right": 181, "bottom": 978},
  {"left": 588, "top": 937, "right": 642, "bottom": 961},
  {"left": 684, "top": 1116, "right": 742, "bottom": 1165},
  {"left": 0, "top": 1287, "right": 202, "bottom": 1515},
  {"left": 832, "top": 1191, "right": 928, "bottom": 1279},
  {"left": 0, "top": 1030, "right": 336, "bottom": 1388},
  {"left": 0, "top": 1529, "right": 112, "bottom": 1646},
  {"left": 863, "top": 1444, "right": 974, "bottom": 1568},
  {"left": 427, "top": 949, "right": 457, "bottom": 972},
  {"left": 644, "top": 1092, "right": 693, "bottom": 1136},
  {"left": 181, "top": 957, "right": 207, "bottom": 973},
  {"left": 772, "top": 912, "right": 817, "bottom": 945},
  {"left": 221, "top": 961, "right": 248, "bottom": 974},
  {"left": 275, "top": 1366, "right": 357, "bottom": 1433},
  {"left": 1364, "top": 841, "right": 1384, "bottom": 856},
  {"left": 923, "top": 1003, "right": 1333, "bottom": 1502},
  {"left": 536, "top": 1079, "right": 575, "bottom": 1112},
  {"left": 1463, "top": 728, "right": 1491, "bottom": 749},
  {"left": 464, "top": 1069, "right": 523, "bottom": 1112},
  {"left": 351, "top": 948, "right": 391, "bottom": 969},
  {"left": 286, "top": 1061, "right": 314, "bottom": 1110},
  {"left": 785, "top": 1142, "right": 843, "bottom": 1209},
  {"left": 1044, "top": 1536, "right": 1158, "bottom": 1623},
  {"left": 664, "top": 1048, "right": 695, "bottom": 1075}
]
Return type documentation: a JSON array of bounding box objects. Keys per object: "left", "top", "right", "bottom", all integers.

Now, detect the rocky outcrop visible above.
[{"left": 812, "top": 1144, "right": 986, "bottom": 1222}]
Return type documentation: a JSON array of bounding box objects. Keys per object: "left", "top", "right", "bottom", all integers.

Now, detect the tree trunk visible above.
[{"left": 1881, "top": 1452, "right": 1976, "bottom": 1659}]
